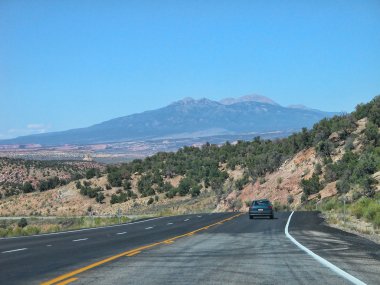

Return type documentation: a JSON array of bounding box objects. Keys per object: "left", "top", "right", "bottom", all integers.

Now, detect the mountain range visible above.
[{"left": 0, "top": 95, "right": 338, "bottom": 146}]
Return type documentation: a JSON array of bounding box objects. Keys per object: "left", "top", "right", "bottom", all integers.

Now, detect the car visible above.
[{"left": 249, "top": 199, "right": 274, "bottom": 219}]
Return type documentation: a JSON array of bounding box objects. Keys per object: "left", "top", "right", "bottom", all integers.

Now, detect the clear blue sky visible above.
[{"left": 1, "top": 0, "right": 379, "bottom": 139}]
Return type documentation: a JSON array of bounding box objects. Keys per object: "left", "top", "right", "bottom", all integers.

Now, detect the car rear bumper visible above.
[{"left": 249, "top": 210, "right": 273, "bottom": 216}]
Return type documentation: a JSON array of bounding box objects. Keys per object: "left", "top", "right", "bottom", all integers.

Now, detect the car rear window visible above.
[{"left": 253, "top": 200, "right": 270, "bottom": 206}]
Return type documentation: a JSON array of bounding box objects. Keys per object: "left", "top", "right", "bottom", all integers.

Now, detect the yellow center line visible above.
[
  {"left": 40, "top": 213, "right": 243, "bottom": 285},
  {"left": 126, "top": 251, "right": 141, "bottom": 257}
]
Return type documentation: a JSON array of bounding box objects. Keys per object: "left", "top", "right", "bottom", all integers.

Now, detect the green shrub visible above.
[
  {"left": 316, "top": 140, "right": 334, "bottom": 157},
  {"left": 110, "top": 192, "right": 129, "bottom": 204},
  {"left": 110, "top": 194, "right": 119, "bottom": 204},
  {"left": 80, "top": 186, "right": 103, "bottom": 199},
  {"left": 165, "top": 189, "right": 177, "bottom": 199},
  {"left": 322, "top": 198, "right": 339, "bottom": 211},
  {"left": 301, "top": 174, "right": 322, "bottom": 196},
  {"left": 123, "top": 180, "right": 132, "bottom": 190},
  {"left": 23, "top": 226, "right": 41, "bottom": 235},
  {"left": 96, "top": 192, "right": 105, "bottom": 203},
  {"left": 177, "top": 177, "right": 192, "bottom": 196},
  {"left": 301, "top": 193, "right": 307, "bottom": 203},
  {"left": 336, "top": 179, "right": 350, "bottom": 194},
  {"left": 190, "top": 185, "right": 201, "bottom": 197},
  {"left": 18, "top": 218, "right": 28, "bottom": 228},
  {"left": 314, "top": 163, "right": 322, "bottom": 175},
  {"left": 22, "top": 182, "right": 35, "bottom": 193},
  {"left": 235, "top": 174, "right": 249, "bottom": 190},
  {"left": 107, "top": 172, "right": 122, "bottom": 187},
  {"left": 374, "top": 212, "right": 380, "bottom": 228},
  {"left": 137, "top": 175, "right": 156, "bottom": 197},
  {"left": 348, "top": 197, "right": 380, "bottom": 228},
  {"left": 85, "top": 168, "right": 99, "bottom": 179},
  {"left": 0, "top": 228, "right": 8, "bottom": 237},
  {"left": 363, "top": 202, "right": 380, "bottom": 221},
  {"left": 351, "top": 198, "right": 371, "bottom": 218}
]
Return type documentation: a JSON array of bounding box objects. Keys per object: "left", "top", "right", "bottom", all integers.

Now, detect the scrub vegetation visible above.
[{"left": 0, "top": 215, "right": 157, "bottom": 238}]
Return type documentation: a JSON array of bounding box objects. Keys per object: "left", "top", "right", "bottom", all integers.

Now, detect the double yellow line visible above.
[{"left": 41, "top": 213, "right": 243, "bottom": 285}]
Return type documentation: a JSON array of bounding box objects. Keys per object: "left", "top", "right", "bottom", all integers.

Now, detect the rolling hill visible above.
[{"left": 0, "top": 95, "right": 337, "bottom": 146}]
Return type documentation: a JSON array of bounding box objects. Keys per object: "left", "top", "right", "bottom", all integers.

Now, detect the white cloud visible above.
[
  {"left": 1, "top": 124, "right": 52, "bottom": 139},
  {"left": 27, "top": 124, "right": 46, "bottom": 130},
  {"left": 26, "top": 123, "right": 50, "bottom": 134}
]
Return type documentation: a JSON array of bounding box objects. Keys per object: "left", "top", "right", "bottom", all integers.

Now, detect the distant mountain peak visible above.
[
  {"left": 220, "top": 95, "right": 279, "bottom": 106},
  {"left": 0, "top": 94, "right": 338, "bottom": 146},
  {"left": 179, "top": 97, "right": 196, "bottom": 104},
  {"left": 171, "top": 97, "right": 218, "bottom": 106}
]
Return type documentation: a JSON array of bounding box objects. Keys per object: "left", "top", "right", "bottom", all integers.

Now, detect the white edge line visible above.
[
  {"left": 2, "top": 248, "right": 27, "bottom": 253},
  {"left": 285, "top": 211, "right": 366, "bottom": 285},
  {"left": 0, "top": 216, "right": 164, "bottom": 240},
  {"left": 73, "top": 238, "right": 88, "bottom": 242},
  {"left": 116, "top": 232, "right": 127, "bottom": 235}
]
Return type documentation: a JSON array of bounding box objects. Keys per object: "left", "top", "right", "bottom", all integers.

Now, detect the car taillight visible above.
[{"left": 268, "top": 206, "right": 272, "bottom": 209}]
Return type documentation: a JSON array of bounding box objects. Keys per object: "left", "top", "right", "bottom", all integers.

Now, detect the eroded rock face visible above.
[
  {"left": 217, "top": 147, "right": 321, "bottom": 212},
  {"left": 329, "top": 132, "right": 340, "bottom": 143},
  {"left": 309, "top": 182, "right": 337, "bottom": 200},
  {"left": 217, "top": 117, "right": 375, "bottom": 213}
]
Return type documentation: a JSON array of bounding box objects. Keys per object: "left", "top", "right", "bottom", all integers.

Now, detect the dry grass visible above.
[
  {"left": 0, "top": 215, "right": 156, "bottom": 238},
  {"left": 323, "top": 210, "right": 380, "bottom": 244}
]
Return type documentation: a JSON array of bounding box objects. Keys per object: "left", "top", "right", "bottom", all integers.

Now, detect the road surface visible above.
[{"left": 0, "top": 212, "right": 379, "bottom": 285}]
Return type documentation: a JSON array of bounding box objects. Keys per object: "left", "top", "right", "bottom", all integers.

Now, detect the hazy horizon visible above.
[{"left": 1, "top": 1, "right": 379, "bottom": 139}]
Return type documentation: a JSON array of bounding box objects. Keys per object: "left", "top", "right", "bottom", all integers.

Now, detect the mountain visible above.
[
  {"left": 219, "top": 94, "right": 279, "bottom": 105},
  {"left": 0, "top": 95, "right": 338, "bottom": 146}
]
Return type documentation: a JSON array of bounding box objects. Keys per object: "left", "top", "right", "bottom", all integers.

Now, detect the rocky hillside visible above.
[
  {"left": 0, "top": 96, "right": 378, "bottom": 221},
  {"left": 0, "top": 158, "right": 104, "bottom": 198},
  {"left": 218, "top": 116, "right": 379, "bottom": 212}
]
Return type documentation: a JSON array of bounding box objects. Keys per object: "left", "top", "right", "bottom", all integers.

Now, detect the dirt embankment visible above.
[{"left": 217, "top": 148, "right": 320, "bottom": 212}]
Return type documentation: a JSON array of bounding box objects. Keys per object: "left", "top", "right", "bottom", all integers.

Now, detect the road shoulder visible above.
[{"left": 289, "top": 211, "right": 380, "bottom": 285}]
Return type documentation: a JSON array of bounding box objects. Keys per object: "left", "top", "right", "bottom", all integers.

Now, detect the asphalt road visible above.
[{"left": 0, "top": 212, "right": 379, "bottom": 285}]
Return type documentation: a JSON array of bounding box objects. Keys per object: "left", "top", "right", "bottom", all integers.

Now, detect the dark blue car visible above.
[{"left": 249, "top": 199, "right": 274, "bottom": 219}]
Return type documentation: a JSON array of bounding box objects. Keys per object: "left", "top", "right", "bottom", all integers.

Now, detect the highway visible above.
[{"left": 0, "top": 212, "right": 379, "bottom": 285}]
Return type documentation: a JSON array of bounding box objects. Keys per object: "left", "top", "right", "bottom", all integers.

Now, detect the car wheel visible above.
[
  {"left": 270, "top": 215, "right": 274, "bottom": 219},
  {"left": 249, "top": 215, "right": 253, "bottom": 219}
]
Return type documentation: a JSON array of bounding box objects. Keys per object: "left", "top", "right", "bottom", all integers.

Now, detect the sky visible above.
[{"left": 1, "top": 0, "right": 380, "bottom": 139}]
